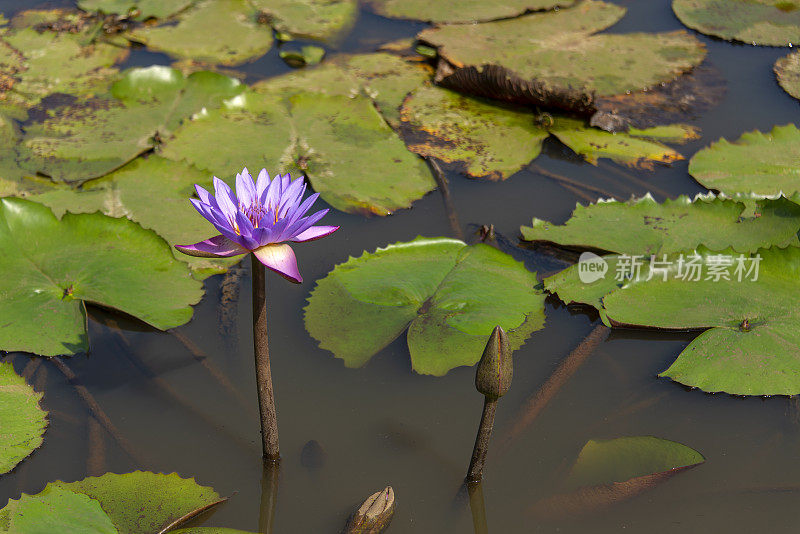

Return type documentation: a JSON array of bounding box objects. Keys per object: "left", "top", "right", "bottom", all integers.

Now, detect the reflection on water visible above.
[{"left": 2, "top": 0, "right": 800, "bottom": 532}]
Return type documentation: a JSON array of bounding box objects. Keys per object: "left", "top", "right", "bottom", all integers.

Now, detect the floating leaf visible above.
[
  {"left": 78, "top": 0, "right": 193, "bottom": 19},
  {"left": 418, "top": 0, "right": 705, "bottom": 104},
  {"left": 688, "top": 124, "right": 800, "bottom": 197},
  {"left": 171, "top": 530, "right": 257, "bottom": 534},
  {"left": 279, "top": 44, "right": 326, "bottom": 67},
  {"left": 0, "top": 19, "right": 128, "bottom": 115},
  {"left": 127, "top": 0, "right": 273, "bottom": 65},
  {"left": 0, "top": 472, "right": 222, "bottom": 533},
  {"left": 15, "top": 156, "right": 238, "bottom": 278},
  {"left": 249, "top": 0, "right": 357, "bottom": 40},
  {"left": 532, "top": 436, "right": 704, "bottom": 517},
  {"left": 673, "top": 0, "right": 800, "bottom": 46},
  {"left": 603, "top": 246, "right": 800, "bottom": 395},
  {"left": 524, "top": 194, "right": 800, "bottom": 307},
  {"left": 160, "top": 87, "right": 435, "bottom": 216},
  {"left": 775, "top": 51, "right": 800, "bottom": 100},
  {"left": 400, "top": 85, "right": 549, "bottom": 180},
  {"left": 304, "top": 237, "right": 545, "bottom": 376},
  {"left": 522, "top": 194, "right": 800, "bottom": 255},
  {"left": 0, "top": 198, "right": 202, "bottom": 357},
  {"left": 0, "top": 362, "right": 48, "bottom": 475},
  {"left": 367, "top": 0, "right": 575, "bottom": 23},
  {"left": 400, "top": 85, "right": 691, "bottom": 177},
  {"left": 17, "top": 66, "right": 244, "bottom": 185},
  {"left": 3, "top": 485, "right": 119, "bottom": 533},
  {"left": 253, "top": 52, "right": 433, "bottom": 129}
]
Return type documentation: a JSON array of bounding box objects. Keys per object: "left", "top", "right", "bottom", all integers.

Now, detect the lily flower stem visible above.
[
  {"left": 467, "top": 481, "right": 489, "bottom": 534},
  {"left": 252, "top": 255, "right": 280, "bottom": 461},
  {"left": 467, "top": 397, "right": 498, "bottom": 482}
]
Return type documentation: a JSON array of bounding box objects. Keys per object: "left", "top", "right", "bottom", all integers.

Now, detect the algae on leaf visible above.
[
  {"left": 673, "top": 0, "right": 800, "bottom": 46},
  {"left": 775, "top": 51, "right": 800, "bottom": 100},
  {"left": 249, "top": 0, "right": 358, "bottom": 40},
  {"left": 0, "top": 362, "right": 48, "bottom": 475},
  {"left": 367, "top": 0, "right": 575, "bottom": 23},
  {"left": 0, "top": 198, "right": 203, "bottom": 357},
  {"left": 688, "top": 124, "right": 800, "bottom": 197},
  {"left": 78, "top": 0, "right": 193, "bottom": 19},
  {"left": 304, "top": 237, "right": 545, "bottom": 375}
]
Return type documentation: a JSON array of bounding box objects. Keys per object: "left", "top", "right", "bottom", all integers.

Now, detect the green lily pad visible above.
[
  {"left": 524, "top": 194, "right": 800, "bottom": 307},
  {"left": 15, "top": 156, "right": 238, "bottom": 278},
  {"left": 775, "top": 51, "right": 800, "bottom": 99},
  {"left": 249, "top": 0, "right": 357, "bottom": 40},
  {"left": 400, "top": 85, "right": 691, "bottom": 178},
  {"left": 127, "top": 0, "right": 273, "bottom": 66},
  {"left": 673, "top": 0, "right": 800, "bottom": 47},
  {"left": 367, "top": 0, "right": 575, "bottom": 23},
  {"left": 172, "top": 530, "right": 258, "bottom": 534},
  {"left": 532, "top": 436, "right": 704, "bottom": 517},
  {"left": 160, "top": 88, "right": 435, "bottom": 216},
  {"left": 0, "top": 21, "right": 128, "bottom": 115},
  {"left": 0, "top": 361, "right": 48, "bottom": 475},
  {"left": 0, "top": 472, "right": 222, "bottom": 533},
  {"left": 253, "top": 52, "right": 433, "bottom": 129},
  {"left": 4, "top": 485, "right": 119, "bottom": 533},
  {"left": 279, "top": 44, "right": 326, "bottom": 67},
  {"left": 603, "top": 246, "right": 800, "bottom": 395},
  {"left": 418, "top": 0, "right": 706, "bottom": 100},
  {"left": 688, "top": 124, "right": 800, "bottom": 197},
  {"left": 78, "top": 0, "right": 193, "bottom": 19},
  {"left": 522, "top": 194, "right": 800, "bottom": 255},
  {"left": 0, "top": 198, "right": 202, "bottom": 357},
  {"left": 17, "top": 66, "right": 244, "bottom": 185},
  {"left": 304, "top": 237, "right": 545, "bottom": 375}
]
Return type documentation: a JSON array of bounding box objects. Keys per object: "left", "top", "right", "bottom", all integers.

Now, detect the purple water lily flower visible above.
[{"left": 176, "top": 168, "right": 338, "bottom": 283}]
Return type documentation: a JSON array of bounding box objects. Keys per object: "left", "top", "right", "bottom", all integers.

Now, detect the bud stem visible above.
[
  {"left": 467, "top": 397, "right": 498, "bottom": 482},
  {"left": 252, "top": 254, "right": 280, "bottom": 461}
]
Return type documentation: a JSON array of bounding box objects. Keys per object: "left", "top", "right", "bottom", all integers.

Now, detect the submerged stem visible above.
[{"left": 252, "top": 254, "right": 280, "bottom": 461}]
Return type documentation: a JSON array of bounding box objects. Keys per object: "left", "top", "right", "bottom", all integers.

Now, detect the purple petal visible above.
[
  {"left": 286, "top": 208, "right": 328, "bottom": 240},
  {"left": 190, "top": 198, "right": 231, "bottom": 231},
  {"left": 255, "top": 168, "right": 270, "bottom": 200},
  {"left": 213, "top": 177, "right": 238, "bottom": 222},
  {"left": 290, "top": 225, "right": 339, "bottom": 243},
  {"left": 175, "top": 235, "right": 248, "bottom": 258},
  {"left": 236, "top": 168, "right": 256, "bottom": 207},
  {"left": 253, "top": 244, "right": 302, "bottom": 283},
  {"left": 263, "top": 172, "right": 284, "bottom": 211},
  {"left": 281, "top": 173, "right": 292, "bottom": 192},
  {"left": 234, "top": 211, "right": 259, "bottom": 249},
  {"left": 194, "top": 184, "right": 218, "bottom": 209},
  {"left": 285, "top": 192, "right": 319, "bottom": 225}
]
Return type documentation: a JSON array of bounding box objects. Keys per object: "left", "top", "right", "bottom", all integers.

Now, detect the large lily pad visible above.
[
  {"left": 160, "top": 88, "right": 435, "bottom": 216},
  {"left": 249, "top": 0, "right": 357, "bottom": 40},
  {"left": 400, "top": 85, "right": 691, "bottom": 178},
  {"left": 603, "top": 246, "right": 800, "bottom": 395},
  {"left": 0, "top": 362, "right": 48, "bottom": 475},
  {"left": 0, "top": 472, "right": 222, "bottom": 533},
  {"left": 532, "top": 436, "right": 704, "bottom": 517},
  {"left": 0, "top": 20, "right": 128, "bottom": 115},
  {"left": 253, "top": 52, "right": 433, "bottom": 129},
  {"left": 522, "top": 194, "right": 800, "bottom": 255},
  {"left": 418, "top": 0, "right": 706, "bottom": 106},
  {"left": 673, "top": 0, "right": 800, "bottom": 47},
  {"left": 78, "top": 0, "right": 193, "bottom": 19},
  {"left": 688, "top": 124, "right": 800, "bottom": 197},
  {"left": 0, "top": 198, "right": 202, "bottom": 357},
  {"left": 367, "top": 0, "right": 575, "bottom": 23},
  {"left": 524, "top": 194, "right": 800, "bottom": 307},
  {"left": 17, "top": 66, "right": 244, "bottom": 185},
  {"left": 14, "top": 156, "right": 238, "bottom": 278},
  {"left": 127, "top": 0, "right": 273, "bottom": 66},
  {"left": 775, "top": 51, "right": 800, "bottom": 100},
  {"left": 304, "top": 237, "right": 545, "bottom": 376}
]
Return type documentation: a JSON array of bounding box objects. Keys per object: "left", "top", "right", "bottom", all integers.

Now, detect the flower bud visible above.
[
  {"left": 344, "top": 486, "right": 395, "bottom": 534},
  {"left": 475, "top": 326, "right": 512, "bottom": 400}
]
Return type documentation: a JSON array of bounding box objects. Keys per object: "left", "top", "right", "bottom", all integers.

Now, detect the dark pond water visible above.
[{"left": 2, "top": 1, "right": 800, "bottom": 532}]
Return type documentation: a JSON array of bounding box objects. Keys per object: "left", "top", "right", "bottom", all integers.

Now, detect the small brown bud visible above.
[
  {"left": 344, "top": 486, "right": 395, "bottom": 534},
  {"left": 475, "top": 326, "right": 512, "bottom": 400}
]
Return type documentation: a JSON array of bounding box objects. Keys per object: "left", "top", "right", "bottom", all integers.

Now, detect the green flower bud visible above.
[{"left": 475, "top": 325, "right": 512, "bottom": 400}]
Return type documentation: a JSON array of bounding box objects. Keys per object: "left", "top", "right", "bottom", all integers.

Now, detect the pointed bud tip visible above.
[{"left": 475, "top": 325, "right": 512, "bottom": 399}]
